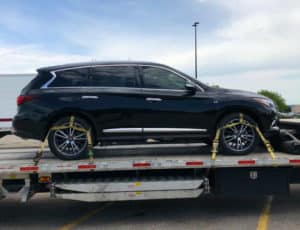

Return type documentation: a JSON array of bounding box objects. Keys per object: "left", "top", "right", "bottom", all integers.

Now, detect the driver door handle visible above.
[{"left": 146, "top": 97, "right": 162, "bottom": 102}]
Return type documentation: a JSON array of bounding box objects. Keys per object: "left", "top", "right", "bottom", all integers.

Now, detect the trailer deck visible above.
[{"left": 0, "top": 144, "right": 300, "bottom": 176}]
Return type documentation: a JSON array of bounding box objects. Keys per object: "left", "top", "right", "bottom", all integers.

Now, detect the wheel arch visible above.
[
  {"left": 215, "top": 107, "right": 264, "bottom": 134},
  {"left": 45, "top": 110, "right": 98, "bottom": 142}
]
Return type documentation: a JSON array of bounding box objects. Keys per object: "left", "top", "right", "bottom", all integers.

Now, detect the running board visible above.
[{"left": 55, "top": 189, "right": 204, "bottom": 202}]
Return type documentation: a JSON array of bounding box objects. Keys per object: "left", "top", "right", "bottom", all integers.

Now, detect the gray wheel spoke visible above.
[
  {"left": 58, "top": 141, "right": 68, "bottom": 150},
  {"left": 56, "top": 130, "right": 68, "bottom": 138},
  {"left": 55, "top": 133, "right": 68, "bottom": 139},
  {"left": 241, "top": 135, "right": 253, "bottom": 141},
  {"left": 230, "top": 126, "right": 238, "bottom": 133},
  {"left": 225, "top": 136, "right": 236, "bottom": 142},
  {"left": 240, "top": 125, "right": 247, "bottom": 133},
  {"left": 71, "top": 142, "right": 79, "bottom": 151},
  {"left": 74, "top": 133, "right": 86, "bottom": 140},
  {"left": 69, "top": 128, "right": 75, "bottom": 136}
]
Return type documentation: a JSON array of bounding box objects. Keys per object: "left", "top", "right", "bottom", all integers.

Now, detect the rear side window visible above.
[
  {"left": 49, "top": 68, "right": 89, "bottom": 87},
  {"left": 90, "top": 66, "right": 138, "bottom": 87}
]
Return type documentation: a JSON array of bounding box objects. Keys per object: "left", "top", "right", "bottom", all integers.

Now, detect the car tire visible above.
[
  {"left": 48, "top": 116, "right": 92, "bottom": 160},
  {"left": 218, "top": 113, "right": 259, "bottom": 155}
]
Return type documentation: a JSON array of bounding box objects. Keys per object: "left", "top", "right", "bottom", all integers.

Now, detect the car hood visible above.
[{"left": 209, "top": 87, "right": 267, "bottom": 99}]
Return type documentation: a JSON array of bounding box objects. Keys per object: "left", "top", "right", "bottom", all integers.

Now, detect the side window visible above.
[
  {"left": 142, "top": 67, "right": 186, "bottom": 90},
  {"left": 50, "top": 68, "right": 88, "bottom": 87},
  {"left": 90, "top": 66, "right": 138, "bottom": 87}
]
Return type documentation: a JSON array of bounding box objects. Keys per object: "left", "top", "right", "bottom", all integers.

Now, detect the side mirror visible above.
[{"left": 185, "top": 83, "right": 197, "bottom": 94}]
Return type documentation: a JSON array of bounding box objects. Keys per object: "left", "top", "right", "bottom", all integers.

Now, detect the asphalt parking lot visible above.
[{"left": 0, "top": 185, "right": 300, "bottom": 230}]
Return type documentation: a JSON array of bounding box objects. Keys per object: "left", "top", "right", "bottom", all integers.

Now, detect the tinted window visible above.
[
  {"left": 50, "top": 68, "right": 88, "bottom": 87},
  {"left": 90, "top": 66, "right": 138, "bottom": 87},
  {"left": 142, "top": 67, "right": 186, "bottom": 90}
]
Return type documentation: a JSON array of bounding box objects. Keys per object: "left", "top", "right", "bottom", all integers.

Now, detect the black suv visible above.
[{"left": 13, "top": 61, "right": 278, "bottom": 160}]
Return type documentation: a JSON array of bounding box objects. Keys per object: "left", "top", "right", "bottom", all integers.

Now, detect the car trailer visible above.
[{"left": 0, "top": 119, "right": 300, "bottom": 203}]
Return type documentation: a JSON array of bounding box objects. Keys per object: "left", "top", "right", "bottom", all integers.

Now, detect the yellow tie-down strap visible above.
[
  {"left": 211, "top": 113, "right": 276, "bottom": 161},
  {"left": 34, "top": 116, "right": 94, "bottom": 165}
]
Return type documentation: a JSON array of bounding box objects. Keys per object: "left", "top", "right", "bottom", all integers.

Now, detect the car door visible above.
[
  {"left": 140, "top": 65, "right": 217, "bottom": 137},
  {"left": 87, "top": 65, "right": 145, "bottom": 139}
]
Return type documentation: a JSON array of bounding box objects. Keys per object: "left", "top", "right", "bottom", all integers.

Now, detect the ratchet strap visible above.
[
  {"left": 211, "top": 113, "right": 276, "bottom": 161},
  {"left": 33, "top": 116, "right": 94, "bottom": 165}
]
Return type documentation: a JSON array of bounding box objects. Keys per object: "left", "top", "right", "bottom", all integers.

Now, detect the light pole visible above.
[{"left": 192, "top": 22, "right": 199, "bottom": 79}]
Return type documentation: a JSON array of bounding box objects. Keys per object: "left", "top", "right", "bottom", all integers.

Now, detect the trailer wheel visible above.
[
  {"left": 218, "top": 113, "right": 258, "bottom": 155},
  {"left": 48, "top": 117, "right": 92, "bottom": 160}
]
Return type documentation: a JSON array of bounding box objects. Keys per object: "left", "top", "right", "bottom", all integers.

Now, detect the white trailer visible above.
[{"left": 0, "top": 139, "right": 299, "bottom": 203}]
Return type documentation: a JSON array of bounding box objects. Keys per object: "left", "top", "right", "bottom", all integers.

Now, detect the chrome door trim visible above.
[
  {"left": 102, "top": 128, "right": 142, "bottom": 134},
  {"left": 102, "top": 128, "right": 207, "bottom": 134},
  {"left": 143, "top": 128, "right": 207, "bottom": 133}
]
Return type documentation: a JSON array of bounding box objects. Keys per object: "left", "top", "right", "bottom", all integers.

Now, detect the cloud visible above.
[
  {"left": 0, "top": 0, "right": 299, "bottom": 104},
  {"left": 0, "top": 45, "right": 88, "bottom": 73},
  {"left": 201, "top": 68, "right": 300, "bottom": 104}
]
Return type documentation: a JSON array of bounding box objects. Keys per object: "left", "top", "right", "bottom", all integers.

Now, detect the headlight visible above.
[{"left": 253, "top": 98, "right": 276, "bottom": 109}]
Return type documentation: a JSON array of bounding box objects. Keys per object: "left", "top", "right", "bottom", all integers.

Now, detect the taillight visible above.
[{"left": 17, "top": 95, "right": 34, "bottom": 106}]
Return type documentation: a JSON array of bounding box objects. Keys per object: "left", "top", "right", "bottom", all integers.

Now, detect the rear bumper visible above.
[{"left": 13, "top": 114, "right": 47, "bottom": 141}]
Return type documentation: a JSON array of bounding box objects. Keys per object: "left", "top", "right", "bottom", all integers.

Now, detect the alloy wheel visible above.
[
  {"left": 222, "top": 118, "right": 256, "bottom": 152},
  {"left": 53, "top": 122, "right": 87, "bottom": 157}
]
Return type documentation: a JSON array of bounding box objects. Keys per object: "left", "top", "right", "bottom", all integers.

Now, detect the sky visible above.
[{"left": 0, "top": 0, "right": 299, "bottom": 104}]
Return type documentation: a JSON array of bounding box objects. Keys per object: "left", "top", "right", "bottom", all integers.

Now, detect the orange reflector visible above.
[
  {"left": 238, "top": 160, "right": 256, "bottom": 165},
  {"left": 290, "top": 159, "right": 300, "bottom": 164},
  {"left": 78, "top": 164, "right": 96, "bottom": 170},
  {"left": 39, "top": 176, "right": 51, "bottom": 183},
  {"left": 186, "top": 161, "right": 203, "bottom": 166},
  {"left": 20, "top": 166, "right": 39, "bottom": 172},
  {"left": 133, "top": 162, "right": 151, "bottom": 167}
]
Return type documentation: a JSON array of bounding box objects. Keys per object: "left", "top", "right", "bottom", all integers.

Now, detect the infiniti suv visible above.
[{"left": 13, "top": 61, "right": 278, "bottom": 160}]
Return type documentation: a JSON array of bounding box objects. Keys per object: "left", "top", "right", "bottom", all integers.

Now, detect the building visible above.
[{"left": 291, "top": 105, "right": 300, "bottom": 113}]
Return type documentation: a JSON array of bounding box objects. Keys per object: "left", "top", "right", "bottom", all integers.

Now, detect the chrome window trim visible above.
[
  {"left": 41, "top": 71, "right": 57, "bottom": 89},
  {"left": 40, "top": 64, "right": 204, "bottom": 92}
]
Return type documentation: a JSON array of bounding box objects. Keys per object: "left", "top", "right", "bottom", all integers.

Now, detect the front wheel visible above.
[
  {"left": 48, "top": 117, "right": 91, "bottom": 160},
  {"left": 218, "top": 113, "right": 258, "bottom": 155}
]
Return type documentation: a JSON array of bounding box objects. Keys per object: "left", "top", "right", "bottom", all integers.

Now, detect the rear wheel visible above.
[
  {"left": 48, "top": 117, "right": 91, "bottom": 160},
  {"left": 218, "top": 113, "right": 258, "bottom": 155}
]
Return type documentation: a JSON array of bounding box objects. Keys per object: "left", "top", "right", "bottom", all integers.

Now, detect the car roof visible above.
[{"left": 37, "top": 61, "right": 168, "bottom": 72}]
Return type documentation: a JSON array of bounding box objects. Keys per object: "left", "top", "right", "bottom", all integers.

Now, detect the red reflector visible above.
[
  {"left": 133, "top": 162, "right": 151, "bottom": 167},
  {"left": 290, "top": 159, "right": 300, "bottom": 164},
  {"left": 186, "top": 161, "right": 203, "bottom": 166},
  {"left": 238, "top": 160, "right": 256, "bottom": 165},
  {"left": 20, "top": 166, "right": 39, "bottom": 171},
  {"left": 0, "top": 118, "right": 12, "bottom": 122},
  {"left": 78, "top": 164, "right": 96, "bottom": 169},
  {"left": 17, "top": 95, "right": 34, "bottom": 106}
]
